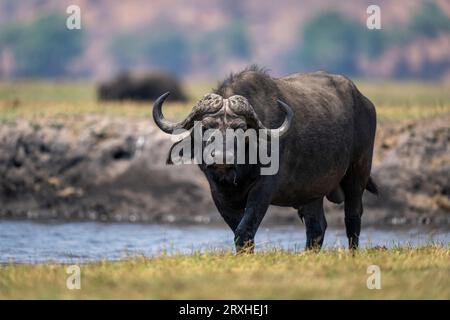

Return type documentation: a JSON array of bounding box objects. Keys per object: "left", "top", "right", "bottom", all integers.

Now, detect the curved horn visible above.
[
  {"left": 269, "top": 99, "right": 294, "bottom": 138},
  {"left": 228, "top": 96, "right": 293, "bottom": 138},
  {"left": 153, "top": 92, "right": 223, "bottom": 134},
  {"left": 153, "top": 92, "right": 180, "bottom": 134}
]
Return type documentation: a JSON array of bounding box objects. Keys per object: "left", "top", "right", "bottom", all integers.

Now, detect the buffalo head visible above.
[{"left": 153, "top": 92, "right": 293, "bottom": 183}]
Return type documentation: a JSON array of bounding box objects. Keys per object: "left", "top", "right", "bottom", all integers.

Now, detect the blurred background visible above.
[
  {"left": 1, "top": 0, "right": 450, "bottom": 81},
  {"left": 0, "top": 0, "right": 449, "bottom": 262}
]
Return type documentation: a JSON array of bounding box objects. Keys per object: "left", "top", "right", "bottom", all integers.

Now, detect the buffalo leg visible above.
[
  {"left": 298, "top": 198, "right": 327, "bottom": 250},
  {"left": 343, "top": 194, "right": 363, "bottom": 249},
  {"left": 212, "top": 195, "right": 244, "bottom": 233},
  {"left": 341, "top": 164, "right": 368, "bottom": 250},
  {"left": 218, "top": 208, "right": 243, "bottom": 233},
  {"left": 234, "top": 180, "right": 273, "bottom": 253}
]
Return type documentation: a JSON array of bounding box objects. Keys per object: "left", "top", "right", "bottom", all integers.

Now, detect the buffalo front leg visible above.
[
  {"left": 210, "top": 189, "right": 245, "bottom": 234},
  {"left": 298, "top": 197, "right": 327, "bottom": 250},
  {"left": 234, "top": 180, "right": 273, "bottom": 254},
  {"left": 217, "top": 207, "right": 244, "bottom": 234}
]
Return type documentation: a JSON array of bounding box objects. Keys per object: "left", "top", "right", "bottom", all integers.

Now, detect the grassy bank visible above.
[
  {"left": 0, "top": 81, "right": 449, "bottom": 123},
  {"left": 0, "top": 246, "right": 448, "bottom": 299}
]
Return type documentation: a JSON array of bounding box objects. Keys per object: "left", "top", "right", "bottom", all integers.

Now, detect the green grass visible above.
[
  {"left": 0, "top": 246, "right": 448, "bottom": 299},
  {"left": 0, "top": 81, "right": 449, "bottom": 123}
]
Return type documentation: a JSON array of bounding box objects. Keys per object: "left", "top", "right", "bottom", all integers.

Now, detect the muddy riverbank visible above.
[{"left": 0, "top": 115, "right": 449, "bottom": 227}]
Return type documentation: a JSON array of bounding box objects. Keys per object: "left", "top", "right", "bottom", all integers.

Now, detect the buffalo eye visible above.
[
  {"left": 229, "top": 121, "right": 247, "bottom": 130},
  {"left": 202, "top": 117, "right": 220, "bottom": 129}
]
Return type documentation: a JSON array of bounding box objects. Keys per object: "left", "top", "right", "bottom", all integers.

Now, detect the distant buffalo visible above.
[{"left": 98, "top": 72, "right": 188, "bottom": 102}]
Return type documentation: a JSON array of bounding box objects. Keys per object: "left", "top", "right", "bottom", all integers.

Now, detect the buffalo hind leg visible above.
[
  {"left": 298, "top": 198, "right": 327, "bottom": 250},
  {"left": 341, "top": 165, "right": 368, "bottom": 250},
  {"left": 343, "top": 194, "right": 363, "bottom": 249}
]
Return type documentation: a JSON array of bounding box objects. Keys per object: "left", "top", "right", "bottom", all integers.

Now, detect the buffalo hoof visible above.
[{"left": 235, "top": 239, "right": 255, "bottom": 254}]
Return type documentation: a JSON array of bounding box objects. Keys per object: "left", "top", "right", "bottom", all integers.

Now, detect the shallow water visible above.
[{"left": 0, "top": 221, "right": 448, "bottom": 264}]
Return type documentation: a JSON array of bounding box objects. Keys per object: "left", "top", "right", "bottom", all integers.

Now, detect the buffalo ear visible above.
[
  {"left": 166, "top": 142, "right": 179, "bottom": 165},
  {"left": 165, "top": 139, "right": 195, "bottom": 165},
  {"left": 166, "top": 154, "right": 174, "bottom": 165}
]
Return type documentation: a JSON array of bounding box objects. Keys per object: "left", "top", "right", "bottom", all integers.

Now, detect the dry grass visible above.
[
  {"left": 0, "top": 246, "right": 448, "bottom": 299},
  {"left": 0, "top": 81, "right": 449, "bottom": 123}
]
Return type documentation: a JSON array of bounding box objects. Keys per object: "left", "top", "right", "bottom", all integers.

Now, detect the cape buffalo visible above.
[
  {"left": 153, "top": 66, "right": 378, "bottom": 252},
  {"left": 98, "top": 71, "right": 187, "bottom": 102}
]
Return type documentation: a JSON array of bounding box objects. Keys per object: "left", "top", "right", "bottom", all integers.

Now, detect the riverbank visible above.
[
  {"left": 0, "top": 113, "right": 449, "bottom": 226},
  {"left": 0, "top": 81, "right": 449, "bottom": 226},
  {"left": 0, "top": 246, "right": 448, "bottom": 299}
]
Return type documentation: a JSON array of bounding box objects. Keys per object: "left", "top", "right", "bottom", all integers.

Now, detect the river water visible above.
[{"left": 0, "top": 221, "right": 448, "bottom": 264}]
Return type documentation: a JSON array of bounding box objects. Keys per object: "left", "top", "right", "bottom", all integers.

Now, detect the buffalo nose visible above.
[{"left": 206, "top": 148, "right": 235, "bottom": 166}]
